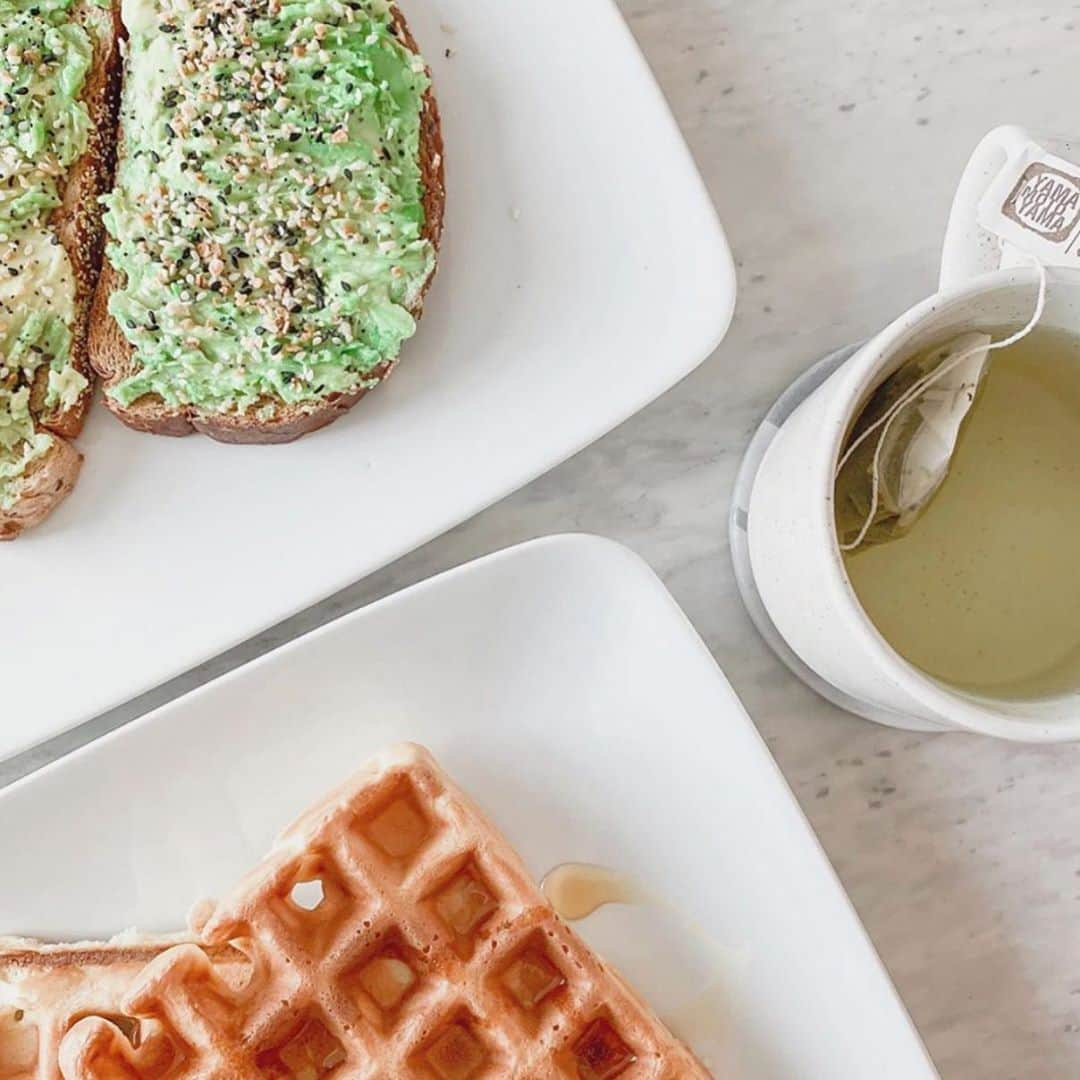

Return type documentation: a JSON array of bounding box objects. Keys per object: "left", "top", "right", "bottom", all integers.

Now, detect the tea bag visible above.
[
  {"left": 835, "top": 259, "right": 1048, "bottom": 553},
  {"left": 835, "top": 333, "right": 991, "bottom": 549}
]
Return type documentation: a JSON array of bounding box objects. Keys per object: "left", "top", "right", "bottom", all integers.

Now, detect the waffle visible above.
[
  {"left": 56, "top": 744, "right": 710, "bottom": 1079},
  {"left": 0, "top": 936, "right": 248, "bottom": 1080}
]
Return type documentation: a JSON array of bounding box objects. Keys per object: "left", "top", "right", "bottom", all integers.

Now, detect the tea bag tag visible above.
[{"left": 978, "top": 139, "right": 1080, "bottom": 267}]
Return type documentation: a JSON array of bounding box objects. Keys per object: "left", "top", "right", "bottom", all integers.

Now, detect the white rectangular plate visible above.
[
  {"left": 0, "top": 536, "right": 934, "bottom": 1078},
  {"left": 0, "top": 0, "right": 735, "bottom": 760}
]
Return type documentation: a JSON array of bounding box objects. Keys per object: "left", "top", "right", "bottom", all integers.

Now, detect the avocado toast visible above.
[
  {"left": 90, "top": 0, "right": 444, "bottom": 443},
  {"left": 0, "top": 0, "right": 119, "bottom": 538}
]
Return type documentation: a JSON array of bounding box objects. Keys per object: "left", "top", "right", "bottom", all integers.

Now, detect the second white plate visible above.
[{"left": 0, "top": 536, "right": 933, "bottom": 1078}]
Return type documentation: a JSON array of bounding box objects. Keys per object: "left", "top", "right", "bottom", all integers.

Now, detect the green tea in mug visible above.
[{"left": 837, "top": 325, "right": 1080, "bottom": 700}]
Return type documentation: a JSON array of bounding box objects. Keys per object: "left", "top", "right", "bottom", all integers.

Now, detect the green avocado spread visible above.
[
  {"left": 0, "top": 0, "right": 92, "bottom": 511},
  {"left": 105, "top": 0, "right": 436, "bottom": 414}
]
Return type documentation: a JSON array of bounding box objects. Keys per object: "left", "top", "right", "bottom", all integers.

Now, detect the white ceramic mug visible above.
[{"left": 746, "top": 126, "right": 1080, "bottom": 741}]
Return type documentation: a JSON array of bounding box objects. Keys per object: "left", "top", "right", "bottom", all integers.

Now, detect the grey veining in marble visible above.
[{"left": 8, "top": 2, "right": 1080, "bottom": 1077}]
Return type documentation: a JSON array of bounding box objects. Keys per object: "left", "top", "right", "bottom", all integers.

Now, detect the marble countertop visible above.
[{"left": 8, "top": 2, "right": 1079, "bottom": 1076}]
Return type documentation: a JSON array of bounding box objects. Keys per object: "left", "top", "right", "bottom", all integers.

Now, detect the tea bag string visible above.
[{"left": 836, "top": 258, "right": 1048, "bottom": 552}]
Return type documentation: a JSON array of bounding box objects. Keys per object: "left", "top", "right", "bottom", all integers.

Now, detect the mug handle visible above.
[{"left": 939, "top": 125, "right": 1032, "bottom": 290}]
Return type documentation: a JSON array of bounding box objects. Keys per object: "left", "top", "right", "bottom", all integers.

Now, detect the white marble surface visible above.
[{"left": 8, "top": 2, "right": 1080, "bottom": 1077}]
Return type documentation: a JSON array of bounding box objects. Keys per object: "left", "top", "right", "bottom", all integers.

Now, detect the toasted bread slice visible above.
[
  {"left": 90, "top": 1, "right": 445, "bottom": 445},
  {"left": 0, "top": 0, "right": 121, "bottom": 539}
]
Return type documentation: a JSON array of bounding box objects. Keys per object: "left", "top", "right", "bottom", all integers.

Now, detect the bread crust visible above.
[
  {"left": 90, "top": 4, "right": 445, "bottom": 445},
  {"left": 0, "top": 1, "right": 121, "bottom": 539},
  {"left": 0, "top": 436, "right": 83, "bottom": 540}
]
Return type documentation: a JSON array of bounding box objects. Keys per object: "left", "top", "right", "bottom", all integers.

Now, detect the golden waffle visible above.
[
  {"left": 58, "top": 743, "right": 710, "bottom": 1078},
  {"left": 0, "top": 937, "right": 248, "bottom": 1080}
]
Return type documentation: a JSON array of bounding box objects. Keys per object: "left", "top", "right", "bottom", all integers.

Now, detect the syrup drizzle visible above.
[
  {"left": 540, "top": 863, "right": 643, "bottom": 921},
  {"left": 540, "top": 862, "right": 727, "bottom": 1070}
]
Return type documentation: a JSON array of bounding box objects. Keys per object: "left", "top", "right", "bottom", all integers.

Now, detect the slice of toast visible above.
[
  {"left": 90, "top": 0, "right": 445, "bottom": 445},
  {"left": 0, "top": 0, "right": 121, "bottom": 539}
]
